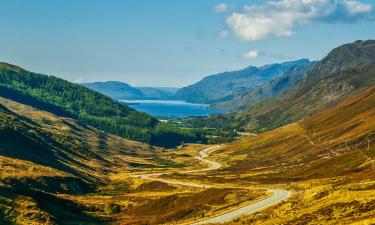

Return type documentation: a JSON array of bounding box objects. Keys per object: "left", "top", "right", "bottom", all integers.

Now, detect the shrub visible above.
[{"left": 104, "top": 202, "right": 121, "bottom": 215}]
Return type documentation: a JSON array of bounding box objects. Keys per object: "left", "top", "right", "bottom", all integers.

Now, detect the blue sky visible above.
[{"left": 0, "top": 0, "right": 374, "bottom": 87}]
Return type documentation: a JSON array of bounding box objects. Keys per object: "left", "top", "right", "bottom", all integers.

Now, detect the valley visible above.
[
  {"left": 2, "top": 0, "right": 375, "bottom": 223},
  {"left": 0, "top": 39, "right": 375, "bottom": 225}
]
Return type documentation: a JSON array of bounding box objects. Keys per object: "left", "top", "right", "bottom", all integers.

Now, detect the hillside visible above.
[
  {"left": 213, "top": 61, "right": 316, "bottom": 111},
  {"left": 83, "top": 81, "right": 177, "bottom": 100},
  {"left": 0, "top": 97, "right": 265, "bottom": 225},
  {"left": 237, "top": 40, "right": 375, "bottom": 132},
  {"left": 174, "top": 59, "right": 310, "bottom": 104},
  {"left": 138, "top": 87, "right": 178, "bottom": 99},
  {"left": 216, "top": 84, "right": 375, "bottom": 179},
  {"left": 83, "top": 81, "right": 145, "bottom": 100},
  {"left": 165, "top": 84, "right": 375, "bottom": 225},
  {"left": 0, "top": 97, "right": 168, "bottom": 224},
  {"left": 0, "top": 63, "right": 202, "bottom": 147}
]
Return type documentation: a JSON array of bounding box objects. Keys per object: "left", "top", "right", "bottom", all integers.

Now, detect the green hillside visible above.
[{"left": 0, "top": 62, "right": 203, "bottom": 147}]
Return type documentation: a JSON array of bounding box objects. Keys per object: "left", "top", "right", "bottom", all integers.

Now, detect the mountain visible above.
[
  {"left": 208, "top": 84, "right": 375, "bottom": 224},
  {"left": 0, "top": 93, "right": 180, "bottom": 224},
  {"left": 213, "top": 61, "right": 317, "bottom": 111},
  {"left": 138, "top": 87, "right": 178, "bottom": 99},
  {"left": 83, "top": 81, "right": 178, "bottom": 100},
  {"left": 0, "top": 63, "right": 203, "bottom": 147},
  {"left": 236, "top": 40, "right": 375, "bottom": 132},
  {"left": 217, "top": 83, "right": 375, "bottom": 178},
  {"left": 0, "top": 96, "right": 158, "bottom": 183},
  {"left": 174, "top": 59, "right": 311, "bottom": 104},
  {"left": 147, "top": 87, "right": 179, "bottom": 94},
  {"left": 83, "top": 81, "right": 145, "bottom": 100}
]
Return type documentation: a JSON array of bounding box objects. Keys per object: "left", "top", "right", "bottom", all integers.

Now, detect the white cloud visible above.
[
  {"left": 214, "top": 3, "right": 229, "bottom": 13},
  {"left": 243, "top": 50, "right": 259, "bottom": 59},
  {"left": 343, "top": 0, "right": 372, "bottom": 14},
  {"left": 218, "top": 30, "right": 229, "bottom": 38},
  {"left": 226, "top": 0, "right": 373, "bottom": 41}
]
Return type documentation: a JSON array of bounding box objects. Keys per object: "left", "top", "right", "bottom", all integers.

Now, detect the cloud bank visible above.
[{"left": 226, "top": 0, "right": 373, "bottom": 41}]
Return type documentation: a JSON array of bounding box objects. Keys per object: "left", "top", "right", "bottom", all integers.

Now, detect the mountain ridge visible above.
[
  {"left": 238, "top": 40, "right": 375, "bottom": 132},
  {"left": 83, "top": 81, "right": 178, "bottom": 100},
  {"left": 213, "top": 61, "right": 317, "bottom": 111},
  {"left": 174, "top": 59, "right": 311, "bottom": 104}
]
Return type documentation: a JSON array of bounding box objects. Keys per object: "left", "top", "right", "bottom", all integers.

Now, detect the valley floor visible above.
[{"left": 129, "top": 145, "right": 291, "bottom": 225}]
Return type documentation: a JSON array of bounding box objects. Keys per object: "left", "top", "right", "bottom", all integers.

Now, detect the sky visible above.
[{"left": 0, "top": 0, "right": 374, "bottom": 87}]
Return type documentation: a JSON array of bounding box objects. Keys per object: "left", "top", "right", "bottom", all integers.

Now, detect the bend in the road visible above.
[
  {"left": 132, "top": 145, "right": 291, "bottom": 224},
  {"left": 191, "top": 189, "right": 291, "bottom": 225}
]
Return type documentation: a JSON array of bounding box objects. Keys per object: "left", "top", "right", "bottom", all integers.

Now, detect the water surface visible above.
[{"left": 121, "top": 100, "right": 226, "bottom": 117}]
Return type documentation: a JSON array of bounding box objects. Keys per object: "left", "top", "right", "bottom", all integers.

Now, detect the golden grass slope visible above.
[
  {"left": 0, "top": 97, "right": 173, "bottom": 225},
  {"left": 197, "top": 85, "right": 375, "bottom": 224},
  {"left": 0, "top": 96, "right": 162, "bottom": 182},
  {"left": 215, "top": 84, "right": 375, "bottom": 181}
]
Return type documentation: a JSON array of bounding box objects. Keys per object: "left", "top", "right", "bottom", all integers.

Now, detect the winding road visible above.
[
  {"left": 191, "top": 189, "right": 291, "bottom": 225},
  {"left": 133, "top": 145, "right": 291, "bottom": 224}
]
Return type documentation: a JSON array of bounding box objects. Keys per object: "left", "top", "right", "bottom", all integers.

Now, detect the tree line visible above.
[{"left": 0, "top": 65, "right": 205, "bottom": 147}]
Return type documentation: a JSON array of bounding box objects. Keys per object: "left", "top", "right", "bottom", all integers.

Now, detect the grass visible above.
[
  {"left": 179, "top": 85, "right": 375, "bottom": 224},
  {"left": 1, "top": 83, "right": 374, "bottom": 224},
  {"left": 124, "top": 188, "right": 265, "bottom": 225},
  {"left": 222, "top": 180, "right": 375, "bottom": 225},
  {"left": 0, "top": 97, "right": 178, "bottom": 224}
]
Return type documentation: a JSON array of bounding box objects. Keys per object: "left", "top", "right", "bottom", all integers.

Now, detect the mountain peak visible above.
[
  {"left": 280, "top": 58, "right": 310, "bottom": 66},
  {"left": 314, "top": 39, "right": 375, "bottom": 76}
]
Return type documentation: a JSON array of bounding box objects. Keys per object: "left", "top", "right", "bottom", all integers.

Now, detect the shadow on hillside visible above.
[
  {"left": 0, "top": 186, "right": 105, "bottom": 225},
  {"left": 0, "top": 87, "right": 75, "bottom": 118},
  {"left": 0, "top": 128, "right": 97, "bottom": 183}
]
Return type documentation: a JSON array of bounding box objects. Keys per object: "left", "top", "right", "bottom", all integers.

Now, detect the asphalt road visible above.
[
  {"left": 133, "top": 145, "right": 291, "bottom": 224},
  {"left": 191, "top": 189, "right": 291, "bottom": 224},
  {"left": 134, "top": 145, "right": 223, "bottom": 188}
]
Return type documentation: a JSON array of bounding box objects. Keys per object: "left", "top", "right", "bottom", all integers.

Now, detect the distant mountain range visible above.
[
  {"left": 84, "top": 40, "right": 375, "bottom": 129},
  {"left": 228, "top": 40, "right": 375, "bottom": 132},
  {"left": 83, "top": 60, "right": 314, "bottom": 112},
  {"left": 174, "top": 59, "right": 311, "bottom": 104},
  {"left": 212, "top": 61, "right": 317, "bottom": 111},
  {"left": 83, "top": 81, "right": 178, "bottom": 100}
]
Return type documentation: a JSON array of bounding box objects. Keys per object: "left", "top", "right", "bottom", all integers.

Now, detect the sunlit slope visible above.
[
  {"left": 216, "top": 84, "right": 375, "bottom": 181},
  {"left": 0, "top": 97, "right": 172, "bottom": 224},
  {"left": 215, "top": 84, "right": 375, "bottom": 225},
  {"left": 0, "top": 97, "right": 164, "bottom": 182},
  {"left": 240, "top": 40, "right": 375, "bottom": 132}
]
